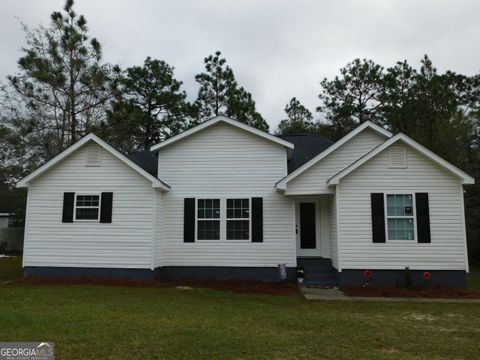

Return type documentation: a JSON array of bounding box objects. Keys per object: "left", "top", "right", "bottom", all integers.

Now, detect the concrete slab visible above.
[
  {"left": 300, "top": 286, "right": 480, "bottom": 304},
  {"left": 300, "top": 287, "right": 350, "bottom": 301}
]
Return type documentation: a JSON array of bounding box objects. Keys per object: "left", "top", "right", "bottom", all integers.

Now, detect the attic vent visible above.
[
  {"left": 85, "top": 146, "right": 101, "bottom": 167},
  {"left": 389, "top": 147, "right": 407, "bottom": 168}
]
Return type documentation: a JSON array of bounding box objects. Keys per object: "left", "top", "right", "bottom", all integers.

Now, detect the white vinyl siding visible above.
[
  {"left": 23, "top": 142, "right": 156, "bottom": 269},
  {"left": 153, "top": 190, "right": 163, "bottom": 268},
  {"left": 156, "top": 122, "right": 296, "bottom": 267},
  {"left": 329, "top": 193, "right": 339, "bottom": 269},
  {"left": 320, "top": 195, "right": 332, "bottom": 260},
  {"left": 337, "top": 142, "right": 468, "bottom": 271},
  {"left": 286, "top": 129, "right": 385, "bottom": 195}
]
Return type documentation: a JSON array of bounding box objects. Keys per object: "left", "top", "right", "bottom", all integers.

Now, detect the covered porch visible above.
[{"left": 290, "top": 194, "right": 339, "bottom": 286}]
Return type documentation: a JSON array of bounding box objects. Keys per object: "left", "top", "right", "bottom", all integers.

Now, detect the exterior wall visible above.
[
  {"left": 320, "top": 196, "right": 331, "bottom": 258},
  {"left": 286, "top": 129, "right": 386, "bottom": 195},
  {"left": 339, "top": 269, "right": 467, "bottom": 288},
  {"left": 153, "top": 190, "right": 163, "bottom": 268},
  {"left": 329, "top": 194, "right": 339, "bottom": 269},
  {"left": 23, "top": 142, "right": 156, "bottom": 270},
  {"left": 337, "top": 142, "right": 469, "bottom": 271},
  {"left": 156, "top": 122, "right": 296, "bottom": 268}
]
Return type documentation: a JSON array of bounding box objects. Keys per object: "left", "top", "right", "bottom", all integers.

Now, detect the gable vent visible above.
[
  {"left": 85, "top": 146, "right": 101, "bottom": 167},
  {"left": 389, "top": 147, "right": 407, "bottom": 168}
]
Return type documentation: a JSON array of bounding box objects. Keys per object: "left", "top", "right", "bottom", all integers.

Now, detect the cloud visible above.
[{"left": 1, "top": 0, "right": 479, "bottom": 129}]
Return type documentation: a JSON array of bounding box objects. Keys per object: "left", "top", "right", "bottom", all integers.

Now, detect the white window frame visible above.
[
  {"left": 384, "top": 193, "right": 416, "bottom": 241},
  {"left": 193, "top": 197, "right": 252, "bottom": 242},
  {"left": 195, "top": 198, "right": 221, "bottom": 241},
  {"left": 226, "top": 198, "right": 251, "bottom": 241},
  {"left": 74, "top": 193, "right": 101, "bottom": 222}
]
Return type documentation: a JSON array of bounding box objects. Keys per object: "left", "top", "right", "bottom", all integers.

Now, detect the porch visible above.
[{"left": 292, "top": 194, "right": 339, "bottom": 286}]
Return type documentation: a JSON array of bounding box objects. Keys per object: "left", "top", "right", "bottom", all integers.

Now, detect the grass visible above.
[
  {"left": 468, "top": 265, "right": 480, "bottom": 292},
  {"left": 0, "top": 256, "right": 22, "bottom": 282},
  {"left": 0, "top": 257, "right": 479, "bottom": 359}
]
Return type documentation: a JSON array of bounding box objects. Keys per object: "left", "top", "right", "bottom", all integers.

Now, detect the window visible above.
[
  {"left": 386, "top": 194, "right": 415, "bottom": 240},
  {"left": 197, "top": 199, "right": 220, "bottom": 240},
  {"left": 75, "top": 194, "right": 100, "bottom": 221},
  {"left": 227, "top": 198, "right": 250, "bottom": 240}
]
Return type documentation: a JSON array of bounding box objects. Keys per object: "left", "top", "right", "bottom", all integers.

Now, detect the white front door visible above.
[{"left": 296, "top": 199, "right": 322, "bottom": 257}]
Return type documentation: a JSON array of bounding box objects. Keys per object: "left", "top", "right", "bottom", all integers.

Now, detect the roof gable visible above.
[
  {"left": 327, "top": 133, "right": 475, "bottom": 185},
  {"left": 276, "top": 121, "right": 392, "bottom": 190},
  {"left": 17, "top": 134, "right": 170, "bottom": 190},
  {"left": 150, "top": 115, "right": 294, "bottom": 152}
]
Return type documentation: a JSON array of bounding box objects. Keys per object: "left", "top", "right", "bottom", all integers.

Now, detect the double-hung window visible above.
[
  {"left": 226, "top": 198, "right": 250, "bottom": 240},
  {"left": 386, "top": 194, "right": 415, "bottom": 240},
  {"left": 75, "top": 194, "right": 100, "bottom": 221},
  {"left": 197, "top": 199, "right": 220, "bottom": 240}
]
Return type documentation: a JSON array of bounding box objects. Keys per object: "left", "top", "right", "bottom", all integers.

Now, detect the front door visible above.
[
  {"left": 300, "top": 203, "right": 316, "bottom": 249},
  {"left": 296, "top": 200, "right": 321, "bottom": 257}
]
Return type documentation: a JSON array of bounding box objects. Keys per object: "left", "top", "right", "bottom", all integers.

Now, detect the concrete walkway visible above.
[{"left": 300, "top": 286, "right": 480, "bottom": 304}]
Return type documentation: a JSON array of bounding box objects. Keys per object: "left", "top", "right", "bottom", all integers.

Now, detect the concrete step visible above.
[
  {"left": 297, "top": 258, "right": 333, "bottom": 267},
  {"left": 305, "top": 269, "right": 339, "bottom": 276},
  {"left": 297, "top": 258, "right": 339, "bottom": 286},
  {"left": 303, "top": 274, "right": 339, "bottom": 287},
  {"left": 303, "top": 279, "right": 338, "bottom": 287}
]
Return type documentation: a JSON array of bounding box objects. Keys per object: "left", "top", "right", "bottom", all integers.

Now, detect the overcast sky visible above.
[{"left": 1, "top": 0, "right": 479, "bottom": 129}]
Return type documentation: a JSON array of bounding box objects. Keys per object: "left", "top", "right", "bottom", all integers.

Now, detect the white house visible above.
[{"left": 17, "top": 116, "right": 475, "bottom": 287}]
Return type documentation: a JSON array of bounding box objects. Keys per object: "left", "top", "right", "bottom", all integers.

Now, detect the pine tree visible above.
[
  {"left": 317, "top": 58, "right": 385, "bottom": 138},
  {"left": 276, "top": 97, "right": 315, "bottom": 134},
  {"left": 195, "top": 51, "right": 269, "bottom": 132},
  {"left": 5, "top": 0, "right": 117, "bottom": 157},
  {"left": 102, "top": 57, "right": 195, "bottom": 151}
]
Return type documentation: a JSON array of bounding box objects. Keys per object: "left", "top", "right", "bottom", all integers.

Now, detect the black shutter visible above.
[
  {"left": 62, "top": 192, "right": 75, "bottom": 223},
  {"left": 184, "top": 198, "right": 195, "bottom": 242},
  {"left": 252, "top": 197, "right": 263, "bottom": 242},
  {"left": 415, "top": 193, "right": 431, "bottom": 243},
  {"left": 100, "top": 192, "right": 113, "bottom": 223},
  {"left": 371, "top": 193, "right": 386, "bottom": 243}
]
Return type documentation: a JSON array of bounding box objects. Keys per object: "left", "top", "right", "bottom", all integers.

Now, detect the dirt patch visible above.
[
  {"left": 342, "top": 285, "right": 480, "bottom": 299},
  {"left": 15, "top": 276, "right": 298, "bottom": 295}
]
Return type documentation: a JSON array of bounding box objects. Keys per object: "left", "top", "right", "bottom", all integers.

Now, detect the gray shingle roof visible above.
[
  {"left": 127, "top": 150, "right": 158, "bottom": 176},
  {"left": 277, "top": 134, "right": 332, "bottom": 173}
]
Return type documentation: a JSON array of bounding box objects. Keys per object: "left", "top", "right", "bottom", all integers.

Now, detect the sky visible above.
[{"left": 0, "top": 0, "right": 479, "bottom": 129}]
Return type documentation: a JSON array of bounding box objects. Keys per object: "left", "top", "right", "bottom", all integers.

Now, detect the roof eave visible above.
[
  {"left": 326, "top": 133, "right": 475, "bottom": 186},
  {"left": 274, "top": 121, "right": 392, "bottom": 189},
  {"left": 16, "top": 133, "right": 171, "bottom": 191},
  {"left": 150, "top": 115, "right": 294, "bottom": 152}
]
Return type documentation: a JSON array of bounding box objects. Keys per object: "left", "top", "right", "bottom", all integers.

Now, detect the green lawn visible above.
[
  {"left": 468, "top": 265, "right": 480, "bottom": 292},
  {"left": 0, "top": 257, "right": 480, "bottom": 359},
  {"left": 0, "top": 256, "right": 23, "bottom": 282}
]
